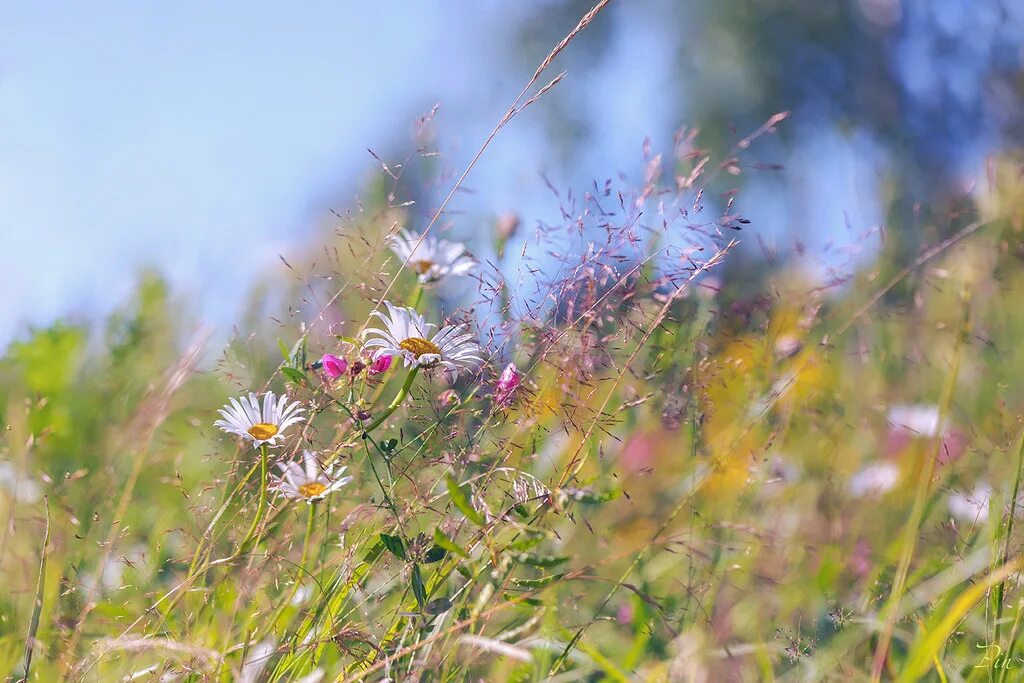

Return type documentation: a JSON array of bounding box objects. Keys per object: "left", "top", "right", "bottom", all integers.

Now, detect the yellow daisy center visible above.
[
  {"left": 247, "top": 422, "right": 279, "bottom": 441},
  {"left": 413, "top": 259, "right": 435, "bottom": 275},
  {"left": 399, "top": 337, "right": 442, "bottom": 359},
  {"left": 298, "top": 482, "right": 328, "bottom": 498}
]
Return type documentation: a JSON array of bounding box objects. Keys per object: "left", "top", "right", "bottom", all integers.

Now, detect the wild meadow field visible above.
[{"left": 5, "top": 6, "right": 1024, "bottom": 683}]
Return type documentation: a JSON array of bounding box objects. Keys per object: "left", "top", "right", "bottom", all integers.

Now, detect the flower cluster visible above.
[
  {"left": 215, "top": 293, "right": 524, "bottom": 506},
  {"left": 319, "top": 351, "right": 393, "bottom": 383},
  {"left": 215, "top": 392, "right": 350, "bottom": 503}
]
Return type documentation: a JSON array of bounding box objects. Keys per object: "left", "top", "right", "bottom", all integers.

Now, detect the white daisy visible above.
[
  {"left": 388, "top": 228, "right": 476, "bottom": 283},
  {"left": 362, "top": 301, "right": 483, "bottom": 378},
  {"left": 215, "top": 392, "right": 305, "bottom": 447},
  {"left": 271, "top": 449, "right": 353, "bottom": 503}
]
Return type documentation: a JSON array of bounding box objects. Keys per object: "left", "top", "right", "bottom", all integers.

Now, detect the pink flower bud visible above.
[
  {"left": 494, "top": 362, "right": 521, "bottom": 408},
  {"left": 321, "top": 353, "right": 348, "bottom": 380},
  {"left": 369, "top": 354, "right": 393, "bottom": 375}
]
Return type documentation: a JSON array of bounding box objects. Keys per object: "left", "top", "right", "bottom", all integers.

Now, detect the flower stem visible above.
[
  {"left": 257, "top": 501, "right": 316, "bottom": 641},
  {"left": 362, "top": 367, "right": 419, "bottom": 435},
  {"left": 234, "top": 443, "right": 269, "bottom": 559},
  {"left": 410, "top": 283, "right": 425, "bottom": 309}
]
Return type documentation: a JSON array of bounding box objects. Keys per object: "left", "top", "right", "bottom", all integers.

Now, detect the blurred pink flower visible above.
[
  {"left": 616, "top": 601, "right": 634, "bottom": 625},
  {"left": 850, "top": 540, "right": 872, "bottom": 578},
  {"left": 620, "top": 433, "right": 656, "bottom": 474},
  {"left": 369, "top": 354, "right": 393, "bottom": 375},
  {"left": 321, "top": 353, "right": 348, "bottom": 381},
  {"left": 494, "top": 363, "right": 521, "bottom": 408}
]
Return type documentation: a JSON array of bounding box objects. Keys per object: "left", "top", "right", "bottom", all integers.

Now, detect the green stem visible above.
[
  {"left": 362, "top": 367, "right": 419, "bottom": 435},
  {"left": 409, "top": 283, "right": 425, "bottom": 309},
  {"left": 299, "top": 501, "right": 315, "bottom": 570},
  {"left": 364, "top": 440, "right": 401, "bottom": 526},
  {"left": 234, "top": 444, "right": 269, "bottom": 560},
  {"left": 995, "top": 428, "right": 1024, "bottom": 680},
  {"left": 1001, "top": 596, "right": 1024, "bottom": 683},
  {"left": 257, "top": 502, "right": 317, "bottom": 641},
  {"left": 870, "top": 293, "right": 970, "bottom": 682},
  {"left": 161, "top": 457, "right": 263, "bottom": 618},
  {"left": 187, "top": 459, "right": 262, "bottom": 574}
]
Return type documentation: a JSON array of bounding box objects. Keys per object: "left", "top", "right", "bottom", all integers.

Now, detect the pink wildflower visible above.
[
  {"left": 321, "top": 354, "right": 348, "bottom": 381},
  {"left": 369, "top": 354, "right": 393, "bottom": 375},
  {"left": 494, "top": 363, "right": 521, "bottom": 408}
]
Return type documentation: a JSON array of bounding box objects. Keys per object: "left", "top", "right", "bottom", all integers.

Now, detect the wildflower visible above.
[
  {"left": 948, "top": 484, "right": 992, "bottom": 523},
  {"left": 848, "top": 462, "right": 900, "bottom": 496},
  {"left": 271, "top": 449, "right": 353, "bottom": 503},
  {"left": 388, "top": 228, "right": 475, "bottom": 283},
  {"left": 362, "top": 301, "right": 483, "bottom": 378},
  {"left": 215, "top": 392, "right": 305, "bottom": 447},
  {"left": 494, "top": 362, "right": 522, "bottom": 408},
  {"left": 368, "top": 353, "right": 393, "bottom": 375},
  {"left": 321, "top": 353, "right": 348, "bottom": 381}
]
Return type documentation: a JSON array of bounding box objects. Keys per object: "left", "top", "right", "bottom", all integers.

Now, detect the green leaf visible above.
[
  {"left": 506, "top": 531, "right": 546, "bottom": 552},
  {"left": 433, "top": 528, "right": 469, "bottom": 559},
  {"left": 277, "top": 338, "right": 291, "bottom": 362},
  {"left": 518, "top": 554, "right": 569, "bottom": 569},
  {"left": 20, "top": 497, "right": 49, "bottom": 682},
  {"left": 424, "top": 545, "right": 447, "bottom": 564},
  {"left": 574, "top": 488, "right": 622, "bottom": 505},
  {"left": 380, "top": 533, "right": 407, "bottom": 561},
  {"left": 362, "top": 540, "right": 385, "bottom": 563},
  {"left": 425, "top": 597, "right": 452, "bottom": 615},
  {"left": 446, "top": 475, "right": 485, "bottom": 526},
  {"left": 281, "top": 367, "right": 306, "bottom": 385},
  {"left": 411, "top": 565, "right": 426, "bottom": 608},
  {"left": 513, "top": 573, "right": 564, "bottom": 590}
]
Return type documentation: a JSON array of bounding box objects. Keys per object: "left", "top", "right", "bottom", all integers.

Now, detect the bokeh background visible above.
[
  {"left": 5, "top": 0, "right": 1021, "bottom": 345},
  {"left": 5, "top": 2, "right": 1024, "bottom": 680}
]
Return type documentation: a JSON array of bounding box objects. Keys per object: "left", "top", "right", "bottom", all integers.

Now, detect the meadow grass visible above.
[{"left": 5, "top": 3, "right": 1024, "bottom": 680}]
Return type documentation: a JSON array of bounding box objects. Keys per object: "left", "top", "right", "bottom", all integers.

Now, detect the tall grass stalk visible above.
[{"left": 871, "top": 292, "right": 971, "bottom": 681}]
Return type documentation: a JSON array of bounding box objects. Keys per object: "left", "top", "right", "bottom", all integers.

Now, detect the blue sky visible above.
[
  {"left": 0, "top": 3, "right": 533, "bottom": 341},
  {"left": 0, "top": 2, "right": 904, "bottom": 345}
]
